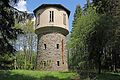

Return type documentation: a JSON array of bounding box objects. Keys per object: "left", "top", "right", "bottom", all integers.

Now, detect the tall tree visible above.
[
  {"left": 0, "top": 0, "right": 23, "bottom": 54},
  {"left": 0, "top": 0, "right": 23, "bottom": 69},
  {"left": 72, "top": 5, "right": 82, "bottom": 29},
  {"left": 68, "top": 5, "right": 83, "bottom": 70},
  {"left": 0, "top": 0, "right": 34, "bottom": 69},
  {"left": 68, "top": 6, "right": 101, "bottom": 71},
  {"left": 14, "top": 19, "right": 37, "bottom": 70},
  {"left": 92, "top": 0, "right": 120, "bottom": 73},
  {"left": 87, "top": 14, "right": 113, "bottom": 74}
]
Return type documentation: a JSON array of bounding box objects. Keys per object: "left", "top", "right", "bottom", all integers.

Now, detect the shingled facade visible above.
[{"left": 34, "top": 4, "right": 70, "bottom": 71}]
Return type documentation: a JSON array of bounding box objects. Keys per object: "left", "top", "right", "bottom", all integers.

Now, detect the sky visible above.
[{"left": 15, "top": 0, "right": 92, "bottom": 32}]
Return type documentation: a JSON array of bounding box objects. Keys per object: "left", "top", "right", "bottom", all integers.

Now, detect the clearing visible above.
[{"left": 0, "top": 70, "right": 120, "bottom": 80}]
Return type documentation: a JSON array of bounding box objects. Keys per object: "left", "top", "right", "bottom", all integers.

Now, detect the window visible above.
[
  {"left": 57, "top": 61, "right": 60, "bottom": 66},
  {"left": 57, "top": 44, "right": 59, "bottom": 49},
  {"left": 43, "top": 61, "right": 46, "bottom": 66},
  {"left": 44, "top": 44, "right": 46, "bottom": 49},
  {"left": 63, "top": 14, "right": 66, "bottom": 25},
  {"left": 50, "top": 11, "right": 51, "bottom": 22},
  {"left": 37, "top": 13, "right": 40, "bottom": 25},
  {"left": 50, "top": 11, "right": 54, "bottom": 22}
]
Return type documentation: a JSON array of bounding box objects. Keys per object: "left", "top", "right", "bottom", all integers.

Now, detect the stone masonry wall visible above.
[{"left": 36, "top": 31, "right": 68, "bottom": 71}]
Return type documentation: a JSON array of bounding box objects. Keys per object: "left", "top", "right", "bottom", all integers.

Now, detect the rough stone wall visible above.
[{"left": 36, "top": 31, "right": 68, "bottom": 71}]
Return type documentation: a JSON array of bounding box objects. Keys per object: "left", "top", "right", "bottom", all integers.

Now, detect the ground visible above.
[{"left": 0, "top": 70, "right": 120, "bottom": 80}]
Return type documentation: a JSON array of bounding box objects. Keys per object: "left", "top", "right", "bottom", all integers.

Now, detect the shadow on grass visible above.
[
  {"left": 96, "top": 72, "right": 120, "bottom": 80},
  {"left": 76, "top": 70, "right": 120, "bottom": 80},
  {"left": 39, "top": 76, "right": 73, "bottom": 80},
  {"left": 0, "top": 70, "right": 36, "bottom": 80},
  {"left": 0, "top": 70, "right": 74, "bottom": 80}
]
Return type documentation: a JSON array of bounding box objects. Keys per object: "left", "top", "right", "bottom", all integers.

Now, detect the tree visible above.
[
  {"left": 87, "top": 14, "right": 114, "bottom": 74},
  {"left": 68, "top": 5, "right": 83, "bottom": 71},
  {"left": 68, "top": 1, "right": 118, "bottom": 74},
  {"left": 0, "top": 0, "right": 23, "bottom": 69},
  {"left": 92, "top": 0, "right": 120, "bottom": 73},
  {"left": 68, "top": 6, "right": 100, "bottom": 71},
  {"left": 13, "top": 19, "right": 37, "bottom": 70},
  {"left": 0, "top": 0, "right": 23, "bottom": 54},
  {"left": 0, "top": 0, "right": 34, "bottom": 69}
]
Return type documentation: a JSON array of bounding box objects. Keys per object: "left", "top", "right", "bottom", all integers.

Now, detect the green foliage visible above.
[
  {"left": 68, "top": 6, "right": 100, "bottom": 70},
  {"left": 92, "top": 0, "right": 120, "bottom": 73},
  {"left": 68, "top": 0, "right": 120, "bottom": 74},
  {"left": 13, "top": 19, "right": 37, "bottom": 70},
  {"left": 16, "top": 50, "right": 37, "bottom": 70},
  {"left": 73, "top": 5, "right": 82, "bottom": 22},
  {"left": 93, "top": 0, "right": 120, "bottom": 14},
  {"left": 0, "top": 0, "right": 34, "bottom": 70},
  {"left": 0, "top": 53, "right": 14, "bottom": 69},
  {"left": 0, "top": 0, "right": 23, "bottom": 54}
]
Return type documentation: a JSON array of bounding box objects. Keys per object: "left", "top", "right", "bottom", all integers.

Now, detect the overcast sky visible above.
[{"left": 15, "top": 0, "right": 92, "bottom": 32}]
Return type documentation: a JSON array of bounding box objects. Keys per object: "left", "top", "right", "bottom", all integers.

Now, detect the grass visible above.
[
  {"left": 0, "top": 70, "right": 76, "bottom": 80},
  {"left": 95, "top": 72, "right": 120, "bottom": 80},
  {"left": 0, "top": 70, "right": 120, "bottom": 80},
  {"left": 77, "top": 70, "right": 120, "bottom": 80}
]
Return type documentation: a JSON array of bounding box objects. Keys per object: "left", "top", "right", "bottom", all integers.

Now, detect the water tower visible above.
[{"left": 34, "top": 4, "right": 70, "bottom": 71}]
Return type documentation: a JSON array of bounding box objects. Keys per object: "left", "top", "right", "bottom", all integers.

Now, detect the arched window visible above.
[{"left": 44, "top": 44, "right": 46, "bottom": 49}]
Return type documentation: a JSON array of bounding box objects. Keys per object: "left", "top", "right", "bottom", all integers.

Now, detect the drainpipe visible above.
[{"left": 62, "top": 39, "right": 64, "bottom": 64}]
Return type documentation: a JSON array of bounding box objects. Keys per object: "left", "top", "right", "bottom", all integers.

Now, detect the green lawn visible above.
[
  {"left": 0, "top": 70, "right": 76, "bottom": 80},
  {"left": 0, "top": 70, "right": 120, "bottom": 80}
]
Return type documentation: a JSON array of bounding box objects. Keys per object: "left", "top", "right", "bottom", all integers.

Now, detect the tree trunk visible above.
[
  {"left": 30, "top": 35, "right": 33, "bottom": 69},
  {"left": 14, "top": 55, "right": 17, "bottom": 69},
  {"left": 113, "top": 51, "right": 117, "bottom": 72},
  {"left": 98, "top": 53, "right": 101, "bottom": 74},
  {"left": 24, "top": 39, "right": 27, "bottom": 70}
]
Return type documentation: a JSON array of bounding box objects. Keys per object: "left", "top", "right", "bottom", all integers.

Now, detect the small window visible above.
[
  {"left": 57, "top": 61, "right": 60, "bottom": 66},
  {"left": 43, "top": 61, "right": 46, "bottom": 66},
  {"left": 50, "top": 11, "right": 54, "bottom": 22},
  {"left": 57, "top": 44, "right": 59, "bottom": 49},
  {"left": 37, "top": 13, "right": 40, "bottom": 25},
  {"left": 52, "top": 11, "right": 54, "bottom": 22},
  {"left": 50, "top": 11, "right": 51, "bottom": 22},
  {"left": 63, "top": 14, "right": 66, "bottom": 25},
  {"left": 44, "top": 44, "right": 46, "bottom": 49}
]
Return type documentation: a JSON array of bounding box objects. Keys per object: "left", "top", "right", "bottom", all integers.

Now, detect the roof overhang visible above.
[
  {"left": 35, "top": 26, "right": 69, "bottom": 36},
  {"left": 33, "top": 4, "right": 70, "bottom": 17}
]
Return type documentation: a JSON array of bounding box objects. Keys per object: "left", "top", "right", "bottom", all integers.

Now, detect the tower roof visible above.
[{"left": 33, "top": 4, "right": 70, "bottom": 16}]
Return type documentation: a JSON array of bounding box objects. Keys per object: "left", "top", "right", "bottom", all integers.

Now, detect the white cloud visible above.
[{"left": 15, "top": 0, "right": 27, "bottom": 11}]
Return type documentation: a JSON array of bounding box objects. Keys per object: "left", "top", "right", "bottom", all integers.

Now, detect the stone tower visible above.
[{"left": 33, "top": 4, "right": 70, "bottom": 71}]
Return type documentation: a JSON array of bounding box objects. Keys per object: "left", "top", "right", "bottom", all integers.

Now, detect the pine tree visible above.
[
  {"left": 0, "top": 0, "right": 34, "bottom": 69},
  {"left": 72, "top": 5, "right": 82, "bottom": 29}
]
